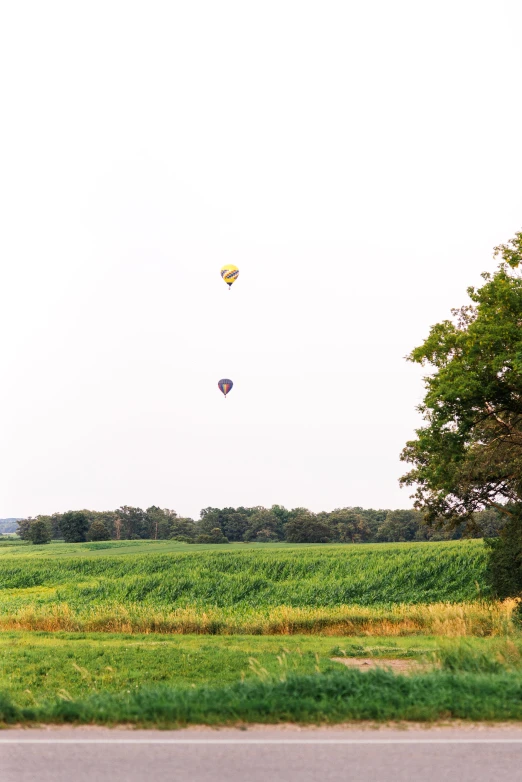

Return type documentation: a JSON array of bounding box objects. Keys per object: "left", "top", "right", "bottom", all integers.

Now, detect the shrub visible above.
[
  {"left": 193, "top": 530, "right": 229, "bottom": 544},
  {"left": 194, "top": 534, "right": 214, "bottom": 544}
]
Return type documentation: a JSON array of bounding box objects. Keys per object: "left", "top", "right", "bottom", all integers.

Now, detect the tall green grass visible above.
[
  {"left": 2, "top": 632, "right": 522, "bottom": 725},
  {"left": 0, "top": 540, "right": 487, "bottom": 604},
  {"left": 0, "top": 540, "right": 495, "bottom": 634},
  {"left": 3, "top": 669, "right": 522, "bottom": 725}
]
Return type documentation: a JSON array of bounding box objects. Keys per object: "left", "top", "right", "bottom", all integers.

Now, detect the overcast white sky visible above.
[{"left": 1, "top": 1, "right": 521, "bottom": 520}]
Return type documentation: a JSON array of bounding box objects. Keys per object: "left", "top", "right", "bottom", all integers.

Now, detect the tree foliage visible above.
[
  {"left": 485, "top": 513, "right": 522, "bottom": 599},
  {"left": 401, "top": 231, "right": 522, "bottom": 526},
  {"left": 326, "top": 509, "right": 372, "bottom": 543},
  {"left": 59, "top": 511, "right": 90, "bottom": 543},
  {"left": 27, "top": 519, "right": 51, "bottom": 544},
  {"left": 285, "top": 511, "right": 333, "bottom": 543},
  {"left": 87, "top": 520, "right": 111, "bottom": 541},
  {"left": 16, "top": 505, "right": 502, "bottom": 544}
]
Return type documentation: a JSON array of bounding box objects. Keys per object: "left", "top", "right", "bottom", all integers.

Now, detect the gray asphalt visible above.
[{"left": 2, "top": 726, "right": 522, "bottom": 781}]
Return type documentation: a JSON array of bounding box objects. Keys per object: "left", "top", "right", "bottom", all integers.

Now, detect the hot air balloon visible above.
[
  {"left": 218, "top": 378, "right": 233, "bottom": 398},
  {"left": 220, "top": 264, "right": 239, "bottom": 289}
]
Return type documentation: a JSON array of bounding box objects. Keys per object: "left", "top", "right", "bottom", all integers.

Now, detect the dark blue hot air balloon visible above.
[{"left": 218, "top": 379, "right": 233, "bottom": 398}]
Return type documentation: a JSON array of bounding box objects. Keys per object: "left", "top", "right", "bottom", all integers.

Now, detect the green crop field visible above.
[
  {"left": 0, "top": 539, "right": 506, "bottom": 635},
  {"left": 0, "top": 539, "right": 488, "bottom": 606},
  {"left": 1, "top": 539, "right": 520, "bottom": 726}
]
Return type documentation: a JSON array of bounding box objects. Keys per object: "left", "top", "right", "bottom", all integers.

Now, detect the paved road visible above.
[{"left": 2, "top": 726, "right": 522, "bottom": 781}]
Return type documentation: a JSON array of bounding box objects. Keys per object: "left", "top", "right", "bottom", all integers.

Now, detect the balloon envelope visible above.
[
  {"left": 218, "top": 378, "right": 233, "bottom": 397},
  {"left": 220, "top": 264, "right": 239, "bottom": 287}
]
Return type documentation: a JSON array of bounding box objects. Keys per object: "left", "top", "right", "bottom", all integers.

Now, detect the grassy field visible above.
[
  {"left": 1, "top": 538, "right": 520, "bottom": 725},
  {"left": 1, "top": 631, "right": 522, "bottom": 725},
  {"left": 0, "top": 539, "right": 501, "bottom": 635}
]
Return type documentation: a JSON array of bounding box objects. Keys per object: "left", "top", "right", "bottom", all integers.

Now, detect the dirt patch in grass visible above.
[{"left": 331, "top": 657, "right": 428, "bottom": 674}]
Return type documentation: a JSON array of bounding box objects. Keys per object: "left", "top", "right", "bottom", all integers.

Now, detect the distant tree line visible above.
[{"left": 16, "top": 505, "right": 504, "bottom": 545}]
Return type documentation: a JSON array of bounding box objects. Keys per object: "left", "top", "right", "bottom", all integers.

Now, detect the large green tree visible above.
[
  {"left": 243, "top": 509, "right": 283, "bottom": 541},
  {"left": 285, "top": 511, "right": 332, "bottom": 543},
  {"left": 400, "top": 232, "right": 522, "bottom": 594},
  {"left": 199, "top": 507, "right": 252, "bottom": 541},
  {"left": 59, "top": 511, "right": 90, "bottom": 543},
  {"left": 375, "top": 510, "right": 425, "bottom": 543},
  {"left": 145, "top": 506, "right": 175, "bottom": 540},
  {"left": 326, "top": 508, "right": 372, "bottom": 543},
  {"left": 116, "top": 506, "right": 147, "bottom": 539},
  {"left": 401, "top": 231, "right": 522, "bottom": 522},
  {"left": 27, "top": 518, "right": 51, "bottom": 544}
]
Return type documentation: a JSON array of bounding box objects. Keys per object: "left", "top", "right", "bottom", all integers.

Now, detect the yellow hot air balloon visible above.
[{"left": 221, "top": 264, "right": 239, "bottom": 289}]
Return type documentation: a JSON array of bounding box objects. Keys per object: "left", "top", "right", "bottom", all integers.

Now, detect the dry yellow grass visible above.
[{"left": 0, "top": 599, "right": 518, "bottom": 636}]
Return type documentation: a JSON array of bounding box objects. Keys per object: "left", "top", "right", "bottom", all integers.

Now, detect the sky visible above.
[{"left": 1, "top": 0, "right": 521, "bottom": 520}]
